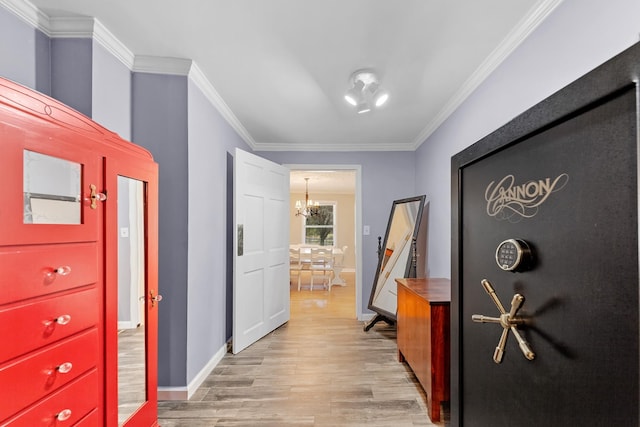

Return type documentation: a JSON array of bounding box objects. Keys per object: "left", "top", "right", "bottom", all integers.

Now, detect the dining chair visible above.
[
  {"left": 309, "top": 247, "right": 333, "bottom": 291},
  {"left": 289, "top": 247, "right": 304, "bottom": 291}
]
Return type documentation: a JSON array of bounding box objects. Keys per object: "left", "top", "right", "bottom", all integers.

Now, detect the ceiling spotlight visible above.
[
  {"left": 357, "top": 103, "right": 371, "bottom": 114},
  {"left": 344, "top": 93, "right": 358, "bottom": 106},
  {"left": 344, "top": 69, "right": 388, "bottom": 113},
  {"left": 344, "top": 79, "right": 364, "bottom": 106},
  {"left": 374, "top": 91, "right": 389, "bottom": 107}
]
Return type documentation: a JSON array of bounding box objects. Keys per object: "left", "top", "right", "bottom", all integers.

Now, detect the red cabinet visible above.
[
  {"left": 0, "top": 243, "right": 98, "bottom": 305},
  {"left": 0, "top": 288, "right": 99, "bottom": 363},
  {"left": 0, "top": 78, "right": 159, "bottom": 426},
  {"left": 0, "top": 328, "right": 98, "bottom": 421}
]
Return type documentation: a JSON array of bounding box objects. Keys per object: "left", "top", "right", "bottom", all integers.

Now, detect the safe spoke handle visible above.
[
  {"left": 494, "top": 329, "right": 509, "bottom": 363},
  {"left": 472, "top": 314, "right": 501, "bottom": 324},
  {"left": 481, "top": 279, "right": 507, "bottom": 314},
  {"left": 472, "top": 279, "right": 535, "bottom": 363},
  {"left": 511, "top": 326, "right": 535, "bottom": 360}
]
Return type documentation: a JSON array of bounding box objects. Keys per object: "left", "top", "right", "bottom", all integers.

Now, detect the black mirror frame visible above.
[{"left": 364, "top": 195, "right": 427, "bottom": 330}]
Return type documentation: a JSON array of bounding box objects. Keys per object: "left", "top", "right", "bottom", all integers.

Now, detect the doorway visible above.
[{"left": 287, "top": 165, "right": 362, "bottom": 319}]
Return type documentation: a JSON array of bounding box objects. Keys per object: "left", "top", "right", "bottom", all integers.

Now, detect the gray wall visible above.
[
  {"left": 414, "top": 0, "right": 640, "bottom": 278},
  {"left": 0, "top": 6, "right": 49, "bottom": 93},
  {"left": 51, "top": 38, "right": 93, "bottom": 117},
  {"left": 186, "top": 78, "right": 251, "bottom": 380},
  {"left": 132, "top": 72, "right": 189, "bottom": 386},
  {"left": 92, "top": 42, "right": 132, "bottom": 140}
]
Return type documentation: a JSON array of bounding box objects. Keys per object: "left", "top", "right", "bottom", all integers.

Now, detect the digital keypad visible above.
[{"left": 495, "top": 239, "right": 533, "bottom": 272}]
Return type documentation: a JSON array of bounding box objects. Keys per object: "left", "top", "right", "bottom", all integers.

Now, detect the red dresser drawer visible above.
[
  {"left": 0, "top": 369, "right": 98, "bottom": 426},
  {"left": 74, "top": 408, "right": 99, "bottom": 426},
  {"left": 0, "top": 328, "right": 98, "bottom": 421},
  {"left": 0, "top": 243, "right": 97, "bottom": 305},
  {"left": 0, "top": 288, "right": 98, "bottom": 362}
]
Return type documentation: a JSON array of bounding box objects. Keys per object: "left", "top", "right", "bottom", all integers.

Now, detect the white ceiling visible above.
[
  {"left": 290, "top": 170, "right": 356, "bottom": 194},
  {"left": 22, "top": 0, "right": 561, "bottom": 153}
]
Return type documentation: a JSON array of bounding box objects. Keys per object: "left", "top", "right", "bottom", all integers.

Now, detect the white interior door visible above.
[{"left": 233, "top": 148, "right": 290, "bottom": 354}]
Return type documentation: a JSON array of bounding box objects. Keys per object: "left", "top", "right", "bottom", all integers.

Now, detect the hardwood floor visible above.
[
  {"left": 118, "top": 326, "right": 146, "bottom": 424},
  {"left": 158, "top": 272, "right": 448, "bottom": 426}
]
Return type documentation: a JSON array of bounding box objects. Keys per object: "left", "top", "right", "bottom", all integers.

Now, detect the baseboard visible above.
[
  {"left": 117, "top": 321, "right": 138, "bottom": 330},
  {"left": 358, "top": 312, "right": 375, "bottom": 322},
  {"left": 158, "top": 343, "right": 227, "bottom": 401}
]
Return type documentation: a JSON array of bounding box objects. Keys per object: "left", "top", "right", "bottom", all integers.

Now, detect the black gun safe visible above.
[{"left": 451, "top": 42, "right": 640, "bottom": 426}]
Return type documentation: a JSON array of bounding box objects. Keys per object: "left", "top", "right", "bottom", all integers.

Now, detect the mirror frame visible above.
[
  {"left": 105, "top": 158, "right": 159, "bottom": 427},
  {"left": 367, "top": 195, "right": 427, "bottom": 321}
]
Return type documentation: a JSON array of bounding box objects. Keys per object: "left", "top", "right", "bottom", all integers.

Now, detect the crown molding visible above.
[
  {"left": 252, "top": 141, "right": 415, "bottom": 152},
  {"left": 92, "top": 19, "right": 135, "bottom": 69},
  {"left": 133, "top": 55, "right": 192, "bottom": 76},
  {"left": 188, "top": 63, "right": 256, "bottom": 148},
  {"left": 411, "top": 0, "right": 565, "bottom": 150},
  {"left": 0, "top": 0, "right": 49, "bottom": 31},
  {"left": 2, "top": 0, "right": 256, "bottom": 148},
  {"left": 47, "top": 15, "right": 93, "bottom": 37},
  {"left": 0, "top": 0, "right": 135, "bottom": 69},
  {"left": 48, "top": 16, "right": 135, "bottom": 69}
]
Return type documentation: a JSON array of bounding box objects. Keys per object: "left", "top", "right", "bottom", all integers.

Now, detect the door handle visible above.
[
  {"left": 89, "top": 184, "right": 107, "bottom": 209},
  {"left": 149, "top": 290, "right": 163, "bottom": 307},
  {"left": 472, "top": 279, "right": 535, "bottom": 363}
]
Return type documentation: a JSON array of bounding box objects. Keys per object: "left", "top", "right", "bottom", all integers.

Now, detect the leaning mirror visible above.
[
  {"left": 117, "top": 176, "right": 147, "bottom": 425},
  {"left": 364, "top": 195, "right": 427, "bottom": 331}
]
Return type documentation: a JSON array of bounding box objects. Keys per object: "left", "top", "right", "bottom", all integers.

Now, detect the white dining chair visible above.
[
  {"left": 309, "top": 247, "right": 333, "bottom": 291},
  {"left": 289, "top": 247, "right": 304, "bottom": 291}
]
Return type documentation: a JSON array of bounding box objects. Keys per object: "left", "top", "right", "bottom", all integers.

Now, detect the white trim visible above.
[
  {"left": 410, "top": 0, "right": 564, "bottom": 149},
  {"left": 93, "top": 19, "right": 135, "bottom": 69},
  {"left": 47, "top": 15, "right": 94, "bottom": 38},
  {"left": 286, "top": 164, "right": 363, "bottom": 319},
  {"left": 133, "top": 55, "right": 193, "bottom": 76},
  {"left": 48, "top": 16, "right": 135, "bottom": 69},
  {"left": 117, "top": 320, "right": 138, "bottom": 330},
  {"left": 157, "top": 343, "right": 227, "bottom": 401},
  {"left": 254, "top": 141, "right": 415, "bottom": 152},
  {"left": 0, "top": 1, "right": 136, "bottom": 69},
  {"left": 0, "top": 0, "right": 49, "bottom": 31},
  {"left": 189, "top": 63, "right": 256, "bottom": 148},
  {"left": 361, "top": 313, "right": 375, "bottom": 322}
]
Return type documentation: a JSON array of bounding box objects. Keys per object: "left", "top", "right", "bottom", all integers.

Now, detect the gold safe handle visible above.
[{"left": 472, "top": 279, "right": 535, "bottom": 363}]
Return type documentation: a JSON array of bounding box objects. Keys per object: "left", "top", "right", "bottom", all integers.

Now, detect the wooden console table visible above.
[{"left": 396, "top": 278, "right": 450, "bottom": 423}]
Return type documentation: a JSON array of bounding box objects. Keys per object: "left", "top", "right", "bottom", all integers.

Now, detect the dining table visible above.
[{"left": 289, "top": 244, "right": 346, "bottom": 288}]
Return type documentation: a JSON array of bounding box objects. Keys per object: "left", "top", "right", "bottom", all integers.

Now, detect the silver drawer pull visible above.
[
  {"left": 55, "top": 315, "right": 71, "bottom": 325},
  {"left": 57, "top": 362, "right": 73, "bottom": 374},
  {"left": 56, "top": 409, "right": 72, "bottom": 421}
]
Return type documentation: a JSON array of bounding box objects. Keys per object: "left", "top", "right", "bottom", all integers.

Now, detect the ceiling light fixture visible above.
[
  {"left": 295, "top": 178, "right": 319, "bottom": 217},
  {"left": 344, "top": 79, "right": 364, "bottom": 106},
  {"left": 344, "top": 69, "right": 389, "bottom": 113}
]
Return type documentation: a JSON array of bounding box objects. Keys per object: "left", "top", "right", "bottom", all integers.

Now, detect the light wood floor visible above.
[
  {"left": 118, "top": 326, "right": 146, "bottom": 424},
  {"left": 158, "top": 272, "right": 448, "bottom": 426}
]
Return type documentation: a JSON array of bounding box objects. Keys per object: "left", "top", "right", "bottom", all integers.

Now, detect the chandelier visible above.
[{"left": 295, "top": 178, "right": 319, "bottom": 217}]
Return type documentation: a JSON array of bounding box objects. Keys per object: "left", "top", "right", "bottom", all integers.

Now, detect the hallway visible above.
[{"left": 158, "top": 273, "right": 446, "bottom": 426}]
